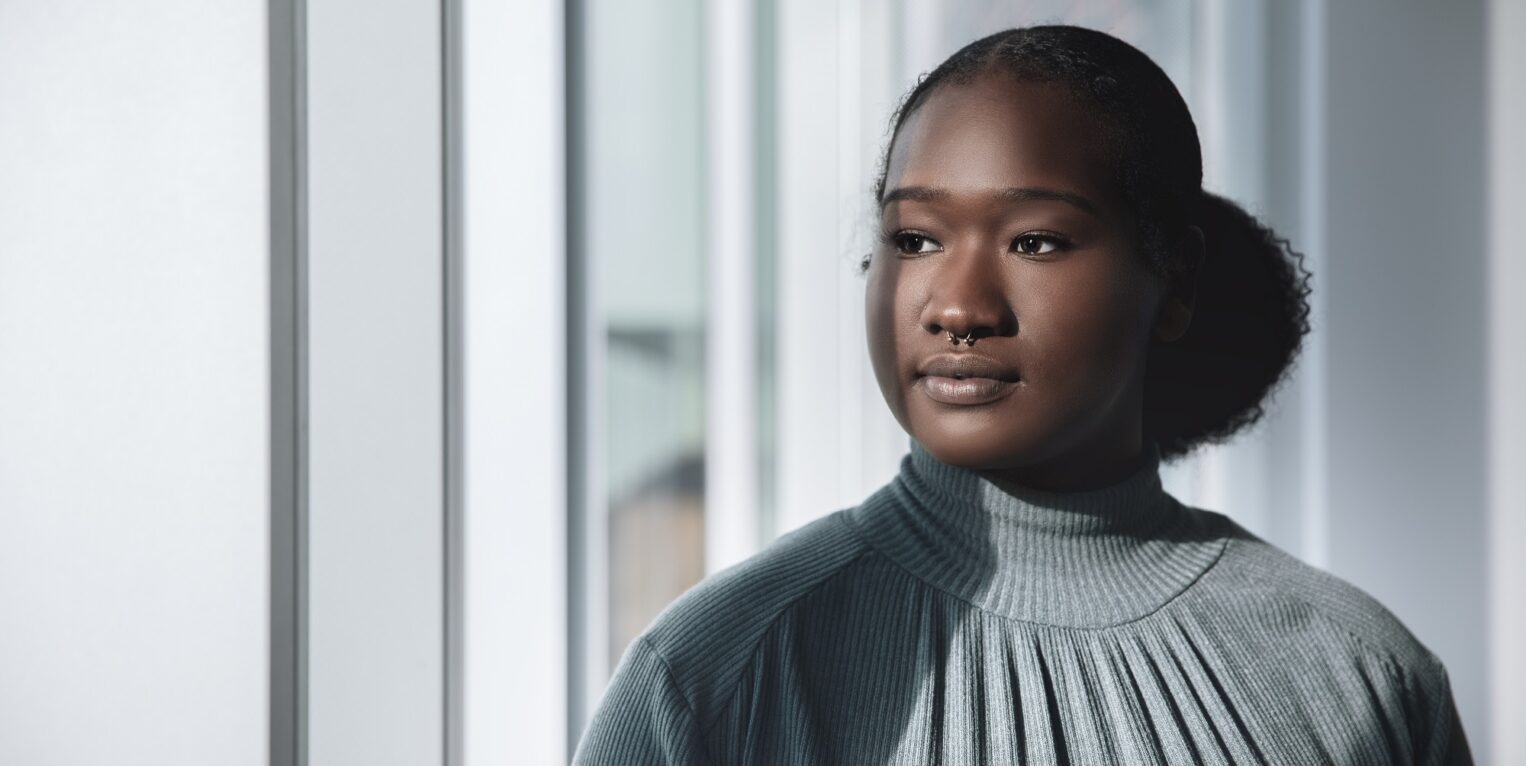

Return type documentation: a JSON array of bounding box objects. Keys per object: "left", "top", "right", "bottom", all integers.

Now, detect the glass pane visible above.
[{"left": 580, "top": 0, "right": 708, "bottom": 675}]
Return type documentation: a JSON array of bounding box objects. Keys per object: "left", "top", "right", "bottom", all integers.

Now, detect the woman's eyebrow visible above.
[{"left": 880, "top": 185, "right": 1099, "bottom": 216}]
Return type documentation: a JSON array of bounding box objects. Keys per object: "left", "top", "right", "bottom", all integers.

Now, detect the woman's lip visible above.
[{"left": 916, "top": 375, "right": 1018, "bottom": 405}]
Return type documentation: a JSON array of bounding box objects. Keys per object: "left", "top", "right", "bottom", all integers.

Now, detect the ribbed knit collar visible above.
[{"left": 844, "top": 438, "right": 1227, "bottom": 628}]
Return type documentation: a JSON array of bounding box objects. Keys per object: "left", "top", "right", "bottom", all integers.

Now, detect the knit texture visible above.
[{"left": 573, "top": 440, "right": 1473, "bottom": 764}]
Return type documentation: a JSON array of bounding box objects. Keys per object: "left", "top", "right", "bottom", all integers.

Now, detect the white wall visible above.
[
  {"left": 0, "top": 2, "right": 270, "bottom": 764},
  {"left": 772, "top": 0, "right": 910, "bottom": 539},
  {"left": 1320, "top": 0, "right": 1491, "bottom": 756},
  {"left": 304, "top": 1, "right": 447, "bottom": 764},
  {"left": 1488, "top": 0, "right": 1526, "bottom": 761},
  {"left": 459, "top": 0, "right": 570, "bottom": 763}
]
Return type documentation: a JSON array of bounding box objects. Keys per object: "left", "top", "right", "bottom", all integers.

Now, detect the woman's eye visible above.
[
  {"left": 1012, "top": 234, "right": 1061, "bottom": 256},
  {"left": 892, "top": 232, "right": 941, "bottom": 255}
]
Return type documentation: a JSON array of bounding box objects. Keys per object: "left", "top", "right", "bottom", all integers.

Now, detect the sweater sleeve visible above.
[
  {"left": 1414, "top": 658, "right": 1473, "bottom": 765},
  {"left": 571, "top": 636, "right": 712, "bottom": 766}
]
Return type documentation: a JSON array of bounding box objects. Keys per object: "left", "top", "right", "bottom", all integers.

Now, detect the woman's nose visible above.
[{"left": 921, "top": 251, "right": 1016, "bottom": 342}]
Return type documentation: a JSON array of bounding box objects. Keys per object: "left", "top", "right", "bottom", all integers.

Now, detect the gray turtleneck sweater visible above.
[{"left": 572, "top": 440, "right": 1472, "bottom": 764}]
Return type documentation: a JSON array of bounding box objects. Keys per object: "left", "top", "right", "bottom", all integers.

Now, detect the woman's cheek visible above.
[
  {"left": 1020, "top": 285, "right": 1116, "bottom": 397},
  {"left": 863, "top": 260, "right": 909, "bottom": 413}
]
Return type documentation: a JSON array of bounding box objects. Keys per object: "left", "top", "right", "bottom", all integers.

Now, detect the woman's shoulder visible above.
[
  {"left": 575, "top": 511, "right": 875, "bottom": 764},
  {"left": 1194, "top": 509, "right": 1445, "bottom": 673},
  {"left": 629, "top": 509, "right": 874, "bottom": 703},
  {"left": 1193, "top": 510, "right": 1472, "bottom": 762}
]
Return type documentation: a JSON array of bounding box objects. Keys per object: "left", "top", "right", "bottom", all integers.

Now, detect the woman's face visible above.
[{"left": 867, "top": 71, "right": 1171, "bottom": 488}]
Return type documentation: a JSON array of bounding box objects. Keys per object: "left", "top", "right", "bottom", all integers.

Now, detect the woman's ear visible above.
[{"left": 1152, "top": 224, "right": 1204, "bottom": 343}]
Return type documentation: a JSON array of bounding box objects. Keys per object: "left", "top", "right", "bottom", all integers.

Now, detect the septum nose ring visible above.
[{"left": 948, "top": 331, "right": 976, "bottom": 347}]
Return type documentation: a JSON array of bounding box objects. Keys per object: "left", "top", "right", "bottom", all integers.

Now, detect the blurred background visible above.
[{"left": 2, "top": 0, "right": 1522, "bottom": 764}]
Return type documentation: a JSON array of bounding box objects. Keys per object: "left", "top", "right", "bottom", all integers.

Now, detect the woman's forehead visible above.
[{"left": 882, "top": 74, "right": 1118, "bottom": 206}]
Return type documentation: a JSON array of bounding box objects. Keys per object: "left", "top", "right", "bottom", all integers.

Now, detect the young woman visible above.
[{"left": 574, "top": 25, "right": 1472, "bottom": 765}]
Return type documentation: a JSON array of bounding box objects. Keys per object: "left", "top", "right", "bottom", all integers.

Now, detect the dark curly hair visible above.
[{"left": 868, "top": 24, "right": 1313, "bottom": 463}]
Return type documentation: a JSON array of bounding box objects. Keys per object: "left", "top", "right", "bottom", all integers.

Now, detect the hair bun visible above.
[{"left": 1143, "top": 189, "right": 1314, "bottom": 460}]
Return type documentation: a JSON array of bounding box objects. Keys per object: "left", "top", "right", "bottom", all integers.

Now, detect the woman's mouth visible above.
[
  {"left": 914, "top": 353, "right": 1022, "bottom": 405},
  {"left": 916, "top": 375, "right": 1018, "bottom": 405}
]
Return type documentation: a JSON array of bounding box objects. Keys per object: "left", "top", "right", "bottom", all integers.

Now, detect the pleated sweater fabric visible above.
[{"left": 572, "top": 439, "right": 1473, "bottom": 765}]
